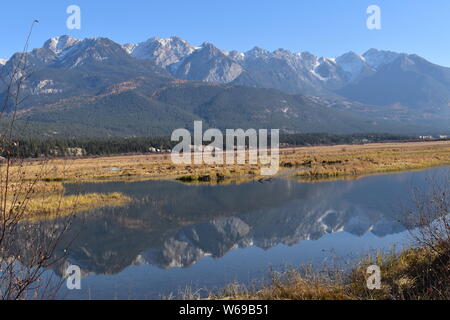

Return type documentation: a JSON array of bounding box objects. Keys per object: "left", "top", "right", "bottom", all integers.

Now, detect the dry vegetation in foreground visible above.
[
  {"left": 9, "top": 141, "right": 450, "bottom": 184},
  {"left": 208, "top": 243, "right": 450, "bottom": 300}
]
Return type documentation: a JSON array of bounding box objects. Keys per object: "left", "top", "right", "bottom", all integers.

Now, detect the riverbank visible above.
[{"left": 209, "top": 240, "right": 450, "bottom": 300}]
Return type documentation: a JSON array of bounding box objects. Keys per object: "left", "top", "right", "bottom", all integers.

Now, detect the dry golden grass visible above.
[
  {"left": 24, "top": 192, "right": 132, "bottom": 219},
  {"left": 348, "top": 243, "right": 450, "bottom": 300},
  {"left": 209, "top": 270, "right": 351, "bottom": 300},
  {"left": 1, "top": 162, "right": 132, "bottom": 220},
  {"left": 7, "top": 141, "right": 450, "bottom": 184},
  {"left": 286, "top": 141, "right": 450, "bottom": 179},
  {"left": 211, "top": 243, "right": 450, "bottom": 301},
  {"left": 5, "top": 191, "right": 132, "bottom": 221}
]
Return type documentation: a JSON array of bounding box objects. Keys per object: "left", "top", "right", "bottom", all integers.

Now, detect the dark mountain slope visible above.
[
  {"left": 339, "top": 55, "right": 450, "bottom": 112},
  {"left": 17, "top": 90, "right": 200, "bottom": 137}
]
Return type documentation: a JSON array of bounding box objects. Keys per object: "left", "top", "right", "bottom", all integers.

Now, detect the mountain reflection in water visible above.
[
  {"left": 8, "top": 167, "right": 446, "bottom": 299},
  {"left": 58, "top": 168, "right": 447, "bottom": 275}
]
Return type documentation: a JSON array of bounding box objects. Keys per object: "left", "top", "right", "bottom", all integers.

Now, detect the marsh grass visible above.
[
  {"left": 292, "top": 143, "right": 450, "bottom": 179},
  {"left": 209, "top": 267, "right": 350, "bottom": 300},
  {"left": 2, "top": 160, "right": 132, "bottom": 220},
  {"left": 204, "top": 243, "right": 449, "bottom": 301},
  {"left": 348, "top": 244, "right": 450, "bottom": 300},
  {"left": 23, "top": 192, "right": 132, "bottom": 220}
]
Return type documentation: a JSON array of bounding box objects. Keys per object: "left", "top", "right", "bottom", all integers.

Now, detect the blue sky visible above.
[{"left": 1, "top": 0, "right": 450, "bottom": 66}]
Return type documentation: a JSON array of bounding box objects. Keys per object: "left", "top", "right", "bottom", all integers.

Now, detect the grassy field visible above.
[
  {"left": 290, "top": 141, "right": 450, "bottom": 180},
  {"left": 11, "top": 141, "right": 450, "bottom": 184}
]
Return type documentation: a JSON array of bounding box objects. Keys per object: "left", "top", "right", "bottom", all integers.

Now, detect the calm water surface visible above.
[{"left": 46, "top": 167, "right": 448, "bottom": 299}]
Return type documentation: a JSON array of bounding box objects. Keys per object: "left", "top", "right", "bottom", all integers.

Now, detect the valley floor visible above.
[{"left": 15, "top": 140, "right": 450, "bottom": 184}]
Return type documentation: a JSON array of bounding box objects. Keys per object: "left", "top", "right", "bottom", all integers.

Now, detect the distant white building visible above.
[{"left": 189, "top": 145, "right": 222, "bottom": 152}]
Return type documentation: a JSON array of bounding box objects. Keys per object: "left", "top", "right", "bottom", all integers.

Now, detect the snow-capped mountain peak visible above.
[
  {"left": 49, "top": 37, "right": 131, "bottom": 69},
  {"left": 125, "top": 36, "right": 197, "bottom": 68},
  {"left": 199, "top": 41, "right": 231, "bottom": 57},
  {"left": 245, "top": 46, "right": 271, "bottom": 60},
  {"left": 116, "top": 37, "right": 413, "bottom": 92},
  {"left": 43, "top": 35, "right": 80, "bottom": 55},
  {"left": 336, "top": 51, "right": 365, "bottom": 63},
  {"left": 122, "top": 43, "right": 137, "bottom": 54},
  {"left": 336, "top": 51, "right": 369, "bottom": 81},
  {"left": 0, "top": 59, "right": 7, "bottom": 66},
  {"left": 228, "top": 50, "right": 245, "bottom": 62},
  {"left": 363, "top": 48, "right": 401, "bottom": 69},
  {"left": 297, "top": 51, "right": 319, "bottom": 69},
  {"left": 273, "top": 48, "right": 292, "bottom": 56}
]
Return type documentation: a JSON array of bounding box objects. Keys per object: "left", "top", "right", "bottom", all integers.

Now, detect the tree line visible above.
[{"left": 1, "top": 133, "right": 418, "bottom": 159}]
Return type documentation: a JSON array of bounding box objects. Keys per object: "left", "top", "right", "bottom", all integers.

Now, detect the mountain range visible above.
[
  {"left": 126, "top": 37, "right": 450, "bottom": 111},
  {"left": 0, "top": 35, "right": 449, "bottom": 138}
]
